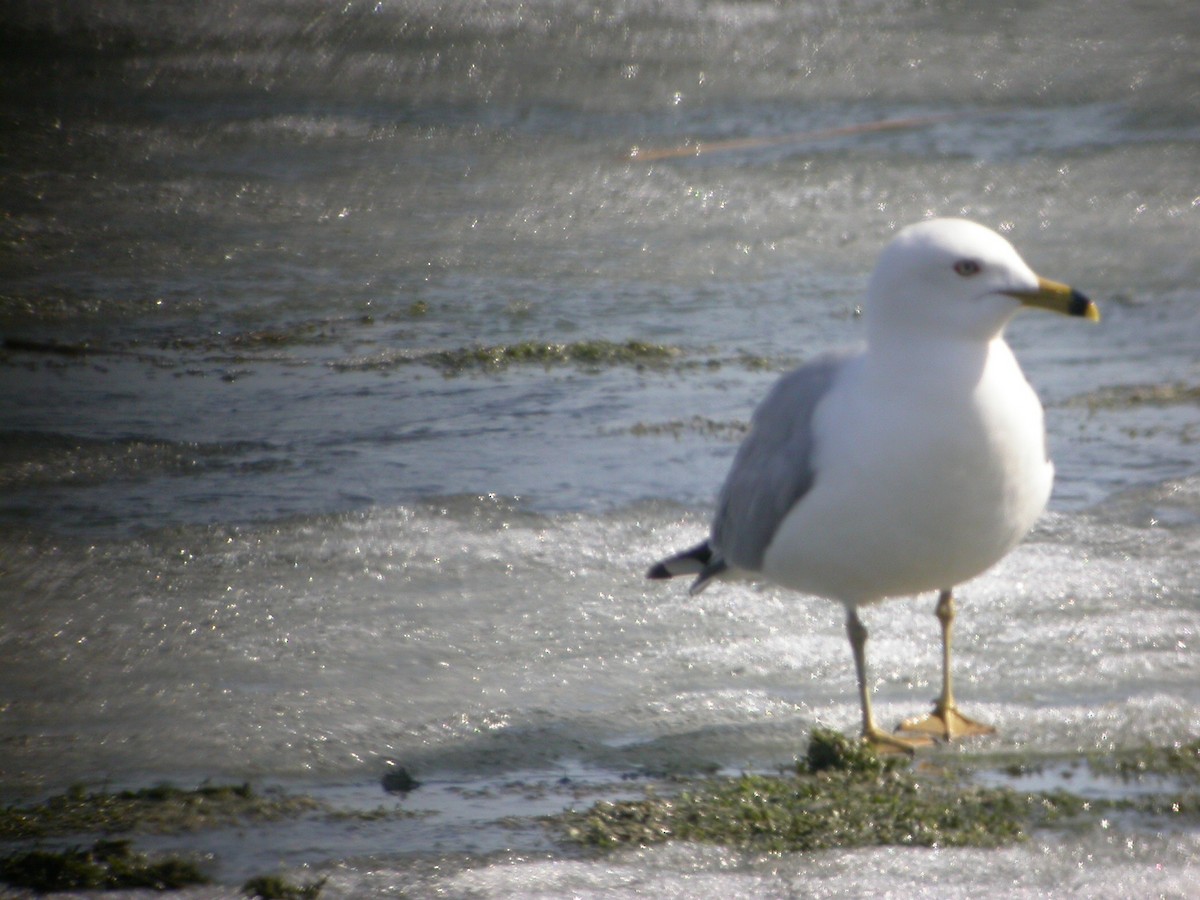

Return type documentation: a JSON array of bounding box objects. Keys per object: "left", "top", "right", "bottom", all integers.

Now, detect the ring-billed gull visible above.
[{"left": 648, "top": 218, "right": 1099, "bottom": 753}]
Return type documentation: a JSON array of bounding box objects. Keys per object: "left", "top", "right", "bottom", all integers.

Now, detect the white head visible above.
[{"left": 865, "top": 218, "right": 1096, "bottom": 345}]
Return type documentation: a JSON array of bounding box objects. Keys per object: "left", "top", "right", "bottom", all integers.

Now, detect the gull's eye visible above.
[{"left": 953, "top": 259, "right": 982, "bottom": 277}]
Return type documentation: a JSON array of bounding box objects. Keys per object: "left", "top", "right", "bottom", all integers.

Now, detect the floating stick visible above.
[{"left": 626, "top": 113, "right": 955, "bottom": 162}]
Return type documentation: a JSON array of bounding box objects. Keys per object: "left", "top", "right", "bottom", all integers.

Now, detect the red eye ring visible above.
[{"left": 954, "top": 259, "right": 981, "bottom": 277}]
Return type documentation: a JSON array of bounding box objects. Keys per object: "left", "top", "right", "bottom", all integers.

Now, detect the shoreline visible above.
[{"left": 3, "top": 734, "right": 1197, "bottom": 894}]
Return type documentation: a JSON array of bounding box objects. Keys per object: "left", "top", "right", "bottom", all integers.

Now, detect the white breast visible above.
[{"left": 761, "top": 339, "right": 1052, "bottom": 604}]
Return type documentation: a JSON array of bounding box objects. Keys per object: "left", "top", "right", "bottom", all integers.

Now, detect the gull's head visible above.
[{"left": 865, "top": 218, "right": 1098, "bottom": 344}]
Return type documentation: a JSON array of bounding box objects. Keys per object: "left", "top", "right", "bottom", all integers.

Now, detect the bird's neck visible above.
[{"left": 864, "top": 333, "right": 1006, "bottom": 392}]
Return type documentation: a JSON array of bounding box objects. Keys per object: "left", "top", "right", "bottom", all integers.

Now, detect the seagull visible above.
[{"left": 648, "top": 218, "right": 1099, "bottom": 752}]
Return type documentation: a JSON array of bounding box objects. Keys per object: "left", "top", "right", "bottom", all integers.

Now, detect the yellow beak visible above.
[{"left": 1005, "top": 277, "right": 1100, "bottom": 321}]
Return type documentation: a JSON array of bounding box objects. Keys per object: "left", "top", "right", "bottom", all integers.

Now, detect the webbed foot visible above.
[
  {"left": 897, "top": 704, "right": 996, "bottom": 742},
  {"left": 865, "top": 724, "right": 935, "bottom": 755}
]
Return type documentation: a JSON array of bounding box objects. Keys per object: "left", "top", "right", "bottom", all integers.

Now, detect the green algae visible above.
[
  {"left": 325, "top": 338, "right": 691, "bottom": 374},
  {"left": 1084, "top": 739, "right": 1200, "bottom": 820},
  {"left": 1067, "top": 381, "right": 1200, "bottom": 411},
  {"left": 5, "top": 325, "right": 802, "bottom": 380},
  {"left": 801, "top": 727, "right": 894, "bottom": 776},
  {"left": 243, "top": 873, "right": 327, "bottom": 898},
  {"left": 425, "top": 339, "right": 679, "bottom": 372},
  {"left": 559, "top": 768, "right": 1037, "bottom": 852},
  {"left": 0, "top": 782, "right": 418, "bottom": 893},
  {"left": 399, "top": 340, "right": 799, "bottom": 376},
  {"left": 1101, "top": 738, "right": 1200, "bottom": 780},
  {"left": 0, "top": 839, "right": 209, "bottom": 893},
  {"left": 2, "top": 337, "right": 93, "bottom": 357},
  {"left": 969, "top": 739, "right": 1200, "bottom": 789},
  {"left": 625, "top": 416, "right": 749, "bottom": 440},
  {"left": 7, "top": 736, "right": 1198, "bottom": 888},
  {"left": 556, "top": 729, "right": 1096, "bottom": 853},
  {"left": 0, "top": 783, "right": 323, "bottom": 840}
]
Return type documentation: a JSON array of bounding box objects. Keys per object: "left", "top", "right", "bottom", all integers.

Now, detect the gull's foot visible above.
[
  {"left": 896, "top": 704, "right": 996, "bottom": 742},
  {"left": 864, "top": 724, "right": 935, "bottom": 755}
]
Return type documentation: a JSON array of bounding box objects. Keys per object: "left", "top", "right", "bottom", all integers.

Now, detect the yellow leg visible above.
[
  {"left": 897, "top": 590, "right": 996, "bottom": 741},
  {"left": 846, "top": 609, "right": 932, "bottom": 754}
]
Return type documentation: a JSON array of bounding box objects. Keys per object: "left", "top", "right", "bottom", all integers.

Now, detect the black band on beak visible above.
[{"left": 1068, "top": 289, "right": 1093, "bottom": 318}]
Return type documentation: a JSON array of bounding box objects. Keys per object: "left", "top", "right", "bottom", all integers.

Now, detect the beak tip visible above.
[{"left": 1069, "top": 289, "right": 1100, "bottom": 322}]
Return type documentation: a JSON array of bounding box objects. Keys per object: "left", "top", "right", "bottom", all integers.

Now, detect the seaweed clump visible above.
[
  {"left": 243, "top": 873, "right": 328, "bottom": 898},
  {"left": 1068, "top": 381, "right": 1200, "bottom": 411},
  {"left": 0, "top": 839, "right": 208, "bottom": 893},
  {"left": 427, "top": 339, "right": 678, "bottom": 372},
  {"left": 558, "top": 729, "right": 1083, "bottom": 852},
  {"left": 0, "top": 782, "right": 322, "bottom": 840},
  {"left": 801, "top": 726, "right": 893, "bottom": 775},
  {"left": 1103, "top": 738, "right": 1200, "bottom": 781}
]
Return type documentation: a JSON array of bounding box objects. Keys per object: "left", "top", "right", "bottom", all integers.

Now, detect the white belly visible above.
[{"left": 761, "top": 341, "right": 1052, "bottom": 604}]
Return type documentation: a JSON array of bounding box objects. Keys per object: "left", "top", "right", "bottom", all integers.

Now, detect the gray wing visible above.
[{"left": 710, "top": 350, "right": 850, "bottom": 573}]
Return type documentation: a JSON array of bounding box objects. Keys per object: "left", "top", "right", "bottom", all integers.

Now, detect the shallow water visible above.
[{"left": 1, "top": 0, "right": 1199, "bottom": 895}]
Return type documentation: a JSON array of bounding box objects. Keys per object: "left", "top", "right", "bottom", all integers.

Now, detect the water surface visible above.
[{"left": 1, "top": 0, "right": 1198, "bottom": 895}]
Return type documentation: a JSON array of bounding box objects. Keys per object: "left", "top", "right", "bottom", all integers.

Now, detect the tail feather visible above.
[{"left": 647, "top": 540, "right": 727, "bottom": 595}]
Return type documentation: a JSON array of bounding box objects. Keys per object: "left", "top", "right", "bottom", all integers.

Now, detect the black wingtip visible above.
[
  {"left": 648, "top": 541, "right": 714, "bottom": 581},
  {"left": 646, "top": 562, "right": 672, "bottom": 580}
]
